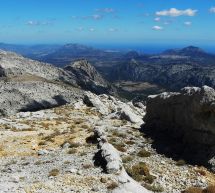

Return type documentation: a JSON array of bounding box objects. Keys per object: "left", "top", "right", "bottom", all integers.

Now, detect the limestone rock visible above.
[
  {"left": 83, "top": 92, "right": 110, "bottom": 115},
  {"left": 144, "top": 85, "right": 215, "bottom": 167},
  {"left": 119, "top": 104, "right": 143, "bottom": 124}
]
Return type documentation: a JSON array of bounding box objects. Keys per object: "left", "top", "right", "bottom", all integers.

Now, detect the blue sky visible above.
[{"left": 0, "top": 0, "right": 215, "bottom": 46}]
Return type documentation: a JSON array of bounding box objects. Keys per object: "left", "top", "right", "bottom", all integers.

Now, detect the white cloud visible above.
[
  {"left": 96, "top": 8, "right": 115, "bottom": 13},
  {"left": 152, "top": 25, "right": 163, "bottom": 30},
  {"left": 156, "top": 8, "right": 197, "bottom": 17},
  {"left": 154, "top": 17, "right": 161, "bottom": 22},
  {"left": 89, "top": 28, "right": 95, "bottom": 32},
  {"left": 184, "top": 21, "right": 192, "bottom": 26},
  {"left": 74, "top": 14, "right": 103, "bottom": 20},
  {"left": 76, "top": 27, "right": 84, "bottom": 31},
  {"left": 210, "top": 7, "right": 215, "bottom": 13},
  {"left": 108, "top": 28, "right": 118, "bottom": 32},
  {"left": 26, "top": 20, "right": 53, "bottom": 26},
  {"left": 92, "top": 14, "right": 103, "bottom": 20},
  {"left": 27, "top": 20, "right": 40, "bottom": 26}
]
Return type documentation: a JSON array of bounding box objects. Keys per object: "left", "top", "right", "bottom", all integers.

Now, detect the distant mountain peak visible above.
[
  {"left": 162, "top": 45, "right": 207, "bottom": 56},
  {"left": 181, "top": 46, "right": 205, "bottom": 53}
]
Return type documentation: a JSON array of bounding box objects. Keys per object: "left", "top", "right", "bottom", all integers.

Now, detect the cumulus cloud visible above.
[
  {"left": 184, "top": 21, "right": 192, "bottom": 26},
  {"left": 210, "top": 7, "right": 215, "bottom": 13},
  {"left": 156, "top": 8, "right": 197, "bottom": 17},
  {"left": 152, "top": 25, "right": 163, "bottom": 30}
]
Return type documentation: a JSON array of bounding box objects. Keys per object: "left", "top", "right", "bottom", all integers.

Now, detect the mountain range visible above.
[
  {"left": 1, "top": 43, "right": 215, "bottom": 99},
  {"left": 0, "top": 44, "right": 215, "bottom": 192}
]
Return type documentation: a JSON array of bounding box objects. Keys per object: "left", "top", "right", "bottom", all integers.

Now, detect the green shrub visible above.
[
  {"left": 137, "top": 149, "right": 151, "bottom": 157},
  {"left": 176, "top": 159, "right": 186, "bottom": 166},
  {"left": 126, "top": 162, "right": 150, "bottom": 182},
  {"left": 122, "top": 155, "right": 133, "bottom": 163}
]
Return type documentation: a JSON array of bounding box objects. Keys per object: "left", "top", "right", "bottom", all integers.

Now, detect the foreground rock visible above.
[
  {"left": 144, "top": 86, "right": 215, "bottom": 168},
  {"left": 83, "top": 92, "right": 144, "bottom": 125},
  {"left": 0, "top": 80, "right": 82, "bottom": 116},
  {"left": 0, "top": 92, "right": 211, "bottom": 193},
  {"left": 94, "top": 126, "right": 151, "bottom": 193}
]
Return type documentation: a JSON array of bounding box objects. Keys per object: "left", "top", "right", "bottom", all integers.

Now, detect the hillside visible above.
[
  {"left": 0, "top": 91, "right": 214, "bottom": 193},
  {"left": 0, "top": 50, "right": 113, "bottom": 116}
]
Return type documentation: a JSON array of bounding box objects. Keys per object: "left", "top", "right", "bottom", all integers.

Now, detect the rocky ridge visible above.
[
  {"left": 0, "top": 50, "right": 113, "bottom": 116},
  {"left": 64, "top": 60, "right": 114, "bottom": 95}
]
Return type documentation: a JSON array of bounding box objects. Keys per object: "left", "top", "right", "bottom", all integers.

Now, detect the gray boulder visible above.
[{"left": 144, "top": 86, "right": 215, "bottom": 167}]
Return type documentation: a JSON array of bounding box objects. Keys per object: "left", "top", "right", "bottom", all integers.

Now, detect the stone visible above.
[
  {"left": 144, "top": 86, "right": 215, "bottom": 167},
  {"left": 68, "top": 168, "right": 78, "bottom": 174},
  {"left": 119, "top": 104, "right": 143, "bottom": 124},
  {"left": 83, "top": 92, "right": 110, "bottom": 115},
  {"left": 38, "top": 149, "right": 49, "bottom": 155}
]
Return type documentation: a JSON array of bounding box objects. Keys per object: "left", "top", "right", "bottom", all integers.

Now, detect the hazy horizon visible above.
[
  {"left": 0, "top": 0, "right": 215, "bottom": 46},
  {"left": 1, "top": 41, "right": 215, "bottom": 54}
]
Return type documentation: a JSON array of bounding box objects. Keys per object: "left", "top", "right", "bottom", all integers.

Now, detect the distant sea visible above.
[{"left": 91, "top": 43, "right": 215, "bottom": 54}]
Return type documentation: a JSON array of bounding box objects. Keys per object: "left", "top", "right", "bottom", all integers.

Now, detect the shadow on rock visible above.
[
  {"left": 93, "top": 150, "right": 107, "bottom": 173},
  {"left": 140, "top": 122, "right": 214, "bottom": 169}
]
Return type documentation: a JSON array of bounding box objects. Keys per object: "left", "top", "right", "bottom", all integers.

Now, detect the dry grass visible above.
[
  {"left": 176, "top": 159, "right": 186, "bottom": 166},
  {"left": 83, "top": 163, "right": 93, "bottom": 169},
  {"left": 125, "top": 162, "right": 156, "bottom": 184},
  {"left": 204, "top": 185, "right": 215, "bottom": 193},
  {"left": 113, "top": 143, "right": 127, "bottom": 152},
  {"left": 111, "top": 130, "right": 127, "bottom": 138},
  {"left": 107, "top": 181, "right": 119, "bottom": 190},
  {"left": 122, "top": 155, "right": 133, "bottom": 163},
  {"left": 137, "top": 149, "right": 151, "bottom": 157},
  {"left": 48, "top": 169, "right": 60, "bottom": 177},
  {"left": 67, "top": 149, "right": 77, "bottom": 154},
  {"left": 182, "top": 186, "right": 215, "bottom": 193},
  {"left": 182, "top": 187, "right": 203, "bottom": 193},
  {"left": 145, "top": 184, "right": 164, "bottom": 192}
]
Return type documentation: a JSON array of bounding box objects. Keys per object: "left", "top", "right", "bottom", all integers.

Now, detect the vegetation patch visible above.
[
  {"left": 176, "top": 159, "right": 186, "bottom": 166},
  {"left": 125, "top": 162, "right": 155, "bottom": 183},
  {"left": 107, "top": 181, "right": 119, "bottom": 190},
  {"left": 137, "top": 149, "right": 151, "bottom": 157},
  {"left": 48, "top": 169, "right": 60, "bottom": 177},
  {"left": 122, "top": 155, "right": 133, "bottom": 163}
]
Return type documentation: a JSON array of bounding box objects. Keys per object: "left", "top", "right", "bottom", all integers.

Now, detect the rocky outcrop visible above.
[
  {"left": 0, "top": 50, "right": 77, "bottom": 86},
  {"left": 144, "top": 86, "right": 215, "bottom": 167},
  {"left": 83, "top": 91, "right": 144, "bottom": 125},
  {"left": 64, "top": 60, "right": 115, "bottom": 94},
  {"left": 0, "top": 50, "right": 117, "bottom": 116},
  {"left": 94, "top": 126, "right": 151, "bottom": 193},
  {"left": 0, "top": 81, "right": 82, "bottom": 116}
]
